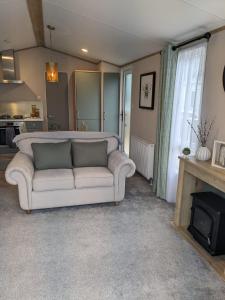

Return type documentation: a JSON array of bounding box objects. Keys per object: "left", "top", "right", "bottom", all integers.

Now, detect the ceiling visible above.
[
  {"left": 1, "top": 0, "right": 225, "bottom": 65},
  {"left": 0, "top": 0, "right": 36, "bottom": 51}
]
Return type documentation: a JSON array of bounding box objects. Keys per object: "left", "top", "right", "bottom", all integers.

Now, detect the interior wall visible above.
[
  {"left": 0, "top": 47, "right": 98, "bottom": 130},
  {"left": 0, "top": 47, "right": 160, "bottom": 140},
  {"left": 202, "top": 29, "right": 225, "bottom": 149},
  {"left": 128, "top": 54, "right": 161, "bottom": 144},
  {"left": 98, "top": 61, "right": 120, "bottom": 73}
]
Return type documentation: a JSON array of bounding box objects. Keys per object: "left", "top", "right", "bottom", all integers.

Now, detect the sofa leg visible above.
[
  {"left": 26, "top": 210, "right": 32, "bottom": 214},
  {"left": 114, "top": 201, "right": 120, "bottom": 206}
]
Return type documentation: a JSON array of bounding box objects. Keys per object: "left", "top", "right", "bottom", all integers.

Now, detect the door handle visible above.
[
  {"left": 48, "top": 114, "right": 55, "bottom": 119},
  {"left": 120, "top": 112, "right": 124, "bottom": 122}
]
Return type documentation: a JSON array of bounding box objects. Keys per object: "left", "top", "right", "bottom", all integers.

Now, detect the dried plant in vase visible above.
[{"left": 187, "top": 119, "right": 214, "bottom": 161}]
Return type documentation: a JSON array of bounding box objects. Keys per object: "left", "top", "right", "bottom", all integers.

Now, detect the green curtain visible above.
[{"left": 153, "top": 45, "right": 178, "bottom": 199}]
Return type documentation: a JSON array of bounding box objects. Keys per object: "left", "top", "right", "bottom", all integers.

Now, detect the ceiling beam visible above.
[{"left": 26, "top": 0, "right": 45, "bottom": 46}]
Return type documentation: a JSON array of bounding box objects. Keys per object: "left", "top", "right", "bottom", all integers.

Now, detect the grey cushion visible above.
[
  {"left": 72, "top": 141, "right": 108, "bottom": 167},
  {"left": 31, "top": 141, "right": 72, "bottom": 170}
]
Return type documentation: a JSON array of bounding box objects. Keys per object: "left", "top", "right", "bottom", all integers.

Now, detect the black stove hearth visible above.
[{"left": 188, "top": 192, "right": 225, "bottom": 256}]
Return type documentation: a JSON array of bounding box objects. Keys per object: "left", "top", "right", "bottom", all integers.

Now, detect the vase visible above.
[
  {"left": 196, "top": 146, "right": 211, "bottom": 161},
  {"left": 183, "top": 154, "right": 189, "bottom": 159}
]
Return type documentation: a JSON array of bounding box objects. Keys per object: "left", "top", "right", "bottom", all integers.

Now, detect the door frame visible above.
[{"left": 120, "top": 67, "right": 133, "bottom": 152}]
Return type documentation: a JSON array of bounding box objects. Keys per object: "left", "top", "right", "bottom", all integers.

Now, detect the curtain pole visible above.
[{"left": 172, "top": 32, "right": 211, "bottom": 51}]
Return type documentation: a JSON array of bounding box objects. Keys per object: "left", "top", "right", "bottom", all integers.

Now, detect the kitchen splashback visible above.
[{"left": 0, "top": 101, "right": 43, "bottom": 119}]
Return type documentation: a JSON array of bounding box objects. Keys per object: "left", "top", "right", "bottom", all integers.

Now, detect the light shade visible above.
[{"left": 46, "top": 62, "right": 58, "bottom": 82}]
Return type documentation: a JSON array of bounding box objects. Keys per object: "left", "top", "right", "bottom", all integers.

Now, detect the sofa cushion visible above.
[
  {"left": 71, "top": 138, "right": 118, "bottom": 154},
  {"left": 33, "top": 169, "right": 74, "bottom": 192},
  {"left": 72, "top": 141, "right": 108, "bottom": 167},
  {"left": 73, "top": 167, "right": 113, "bottom": 189},
  {"left": 31, "top": 141, "right": 72, "bottom": 170},
  {"left": 14, "top": 132, "right": 119, "bottom": 158}
]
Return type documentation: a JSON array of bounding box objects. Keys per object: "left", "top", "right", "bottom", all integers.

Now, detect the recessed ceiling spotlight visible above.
[{"left": 81, "top": 48, "right": 88, "bottom": 53}]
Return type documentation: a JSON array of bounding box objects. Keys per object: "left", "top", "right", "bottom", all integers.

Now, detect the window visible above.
[{"left": 166, "top": 42, "right": 207, "bottom": 203}]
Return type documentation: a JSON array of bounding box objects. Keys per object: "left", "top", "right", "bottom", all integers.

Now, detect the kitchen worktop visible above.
[{"left": 0, "top": 118, "right": 44, "bottom": 122}]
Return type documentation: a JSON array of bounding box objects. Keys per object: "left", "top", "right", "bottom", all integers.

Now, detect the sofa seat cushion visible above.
[
  {"left": 73, "top": 167, "right": 114, "bottom": 189},
  {"left": 33, "top": 169, "right": 74, "bottom": 192}
]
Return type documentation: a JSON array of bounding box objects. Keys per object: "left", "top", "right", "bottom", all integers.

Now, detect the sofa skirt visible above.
[{"left": 30, "top": 186, "right": 115, "bottom": 210}]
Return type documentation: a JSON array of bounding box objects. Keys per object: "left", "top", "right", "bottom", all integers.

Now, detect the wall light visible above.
[
  {"left": 46, "top": 25, "right": 58, "bottom": 83},
  {"left": 46, "top": 62, "right": 58, "bottom": 82}
]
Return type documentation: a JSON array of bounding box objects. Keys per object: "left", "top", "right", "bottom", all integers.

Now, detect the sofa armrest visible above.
[
  {"left": 5, "top": 152, "right": 34, "bottom": 210},
  {"left": 108, "top": 151, "right": 135, "bottom": 201}
]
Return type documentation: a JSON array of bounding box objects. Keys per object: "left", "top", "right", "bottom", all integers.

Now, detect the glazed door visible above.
[
  {"left": 122, "top": 70, "right": 132, "bottom": 155},
  {"left": 103, "top": 73, "right": 120, "bottom": 134}
]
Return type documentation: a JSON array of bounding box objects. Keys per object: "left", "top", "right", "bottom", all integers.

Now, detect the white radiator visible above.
[{"left": 130, "top": 136, "right": 154, "bottom": 180}]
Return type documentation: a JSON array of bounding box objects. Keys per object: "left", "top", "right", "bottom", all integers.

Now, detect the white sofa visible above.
[{"left": 5, "top": 131, "right": 135, "bottom": 213}]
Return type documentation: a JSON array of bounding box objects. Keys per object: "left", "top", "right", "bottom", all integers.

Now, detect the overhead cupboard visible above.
[{"left": 74, "top": 71, "right": 120, "bottom": 133}]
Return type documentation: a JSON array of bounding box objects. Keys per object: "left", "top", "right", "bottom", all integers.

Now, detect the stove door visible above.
[{"left": 192, "top": 206, "right": 213, "bottom": 242}]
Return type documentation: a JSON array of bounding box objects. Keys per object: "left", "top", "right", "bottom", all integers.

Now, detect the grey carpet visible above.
[
  {"left": 0, "top": 159, "right": 10, "bottom": 171},
  {"left": 0, "top": 153, "right": 15, "bottom": 171},
  {"left": 0, "top": 174, "right": 225, "bottom": 300},
  {"left": 0, "top": 147, "right": 18, "bottom": 155}
]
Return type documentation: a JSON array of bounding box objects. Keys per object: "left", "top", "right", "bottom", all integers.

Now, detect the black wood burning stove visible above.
[{"left": 188, "top": 192, "right": 225, "bottom": 256}]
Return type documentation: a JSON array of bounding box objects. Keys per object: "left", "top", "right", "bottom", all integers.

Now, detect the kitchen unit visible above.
[
  {"left": 0, "top": 111, "right": 43, "bottom": 151},
  {"left": 0, "top": 119, "right": 43, "bottom": 148},
  {"left": 0, "top": 50, "right": 44, "bottom": 154}
]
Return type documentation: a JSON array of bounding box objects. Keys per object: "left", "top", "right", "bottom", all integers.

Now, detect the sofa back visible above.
[{"left": 14, "top": 131, "right": 120, "bottom": 159}]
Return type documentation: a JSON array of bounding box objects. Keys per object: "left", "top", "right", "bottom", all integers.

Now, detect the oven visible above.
[{"left": 0, "top": 122, "right": 22, "bottom": 145}]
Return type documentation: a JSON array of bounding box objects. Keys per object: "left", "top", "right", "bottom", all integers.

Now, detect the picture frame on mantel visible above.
[
  {"left": 139, "top": 72, "right": 156, "bottom": 110},
  {"left": 211, "top": 140, "right": 225, "bottom": 170}
]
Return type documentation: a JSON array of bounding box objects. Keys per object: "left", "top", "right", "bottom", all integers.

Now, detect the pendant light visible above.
[{"left": 46, "top": 25, "right": 58, "bottom": 82}]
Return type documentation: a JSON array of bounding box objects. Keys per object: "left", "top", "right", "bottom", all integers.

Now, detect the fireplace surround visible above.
[{"left": 174, "top": 157, "right": 225, "bottom": 280}]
